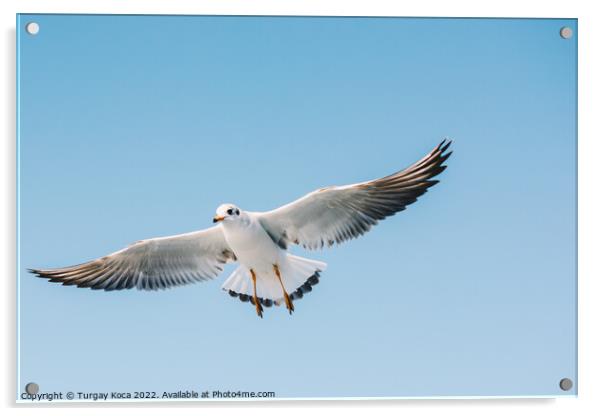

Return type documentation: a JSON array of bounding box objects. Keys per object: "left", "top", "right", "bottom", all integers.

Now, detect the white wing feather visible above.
[
  {"left": 258, "top": 140, "right": 452, "bottom": 250},
  {"left": 30, "top": 226, "right": 235, "bottom": 291}
]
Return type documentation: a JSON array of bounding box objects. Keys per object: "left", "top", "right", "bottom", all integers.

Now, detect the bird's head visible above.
[{"left": 213, "top": 203, "right": 241, "bottom": 223}]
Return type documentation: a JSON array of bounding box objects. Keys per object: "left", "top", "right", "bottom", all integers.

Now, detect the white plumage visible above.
[{"left": 31, "top": 140, "right": 452, "bottom": 317}]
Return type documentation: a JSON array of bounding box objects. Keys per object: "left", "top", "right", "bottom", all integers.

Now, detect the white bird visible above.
[{"left": 31, "top": 140, "right": 452, "bottom": 318}]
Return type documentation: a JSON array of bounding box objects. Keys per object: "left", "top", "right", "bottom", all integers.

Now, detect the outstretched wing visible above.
[
  {"left": 258, "top": 140, "right": 452, "bottom": 250},
  {"left": 30, "top": 226, "right": 236, "bottom": 291}
]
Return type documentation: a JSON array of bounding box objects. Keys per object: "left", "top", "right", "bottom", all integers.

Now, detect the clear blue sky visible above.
[{"left": 17, "top": 15, "right": 577, "bottom": 399}]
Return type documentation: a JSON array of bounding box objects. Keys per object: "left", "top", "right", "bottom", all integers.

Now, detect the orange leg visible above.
[
  {"left": 250, "top": 269, "right": 263, "bottom": 318},
  {"left": 273, "top": 264, "right": 294, "bottom": 314}
]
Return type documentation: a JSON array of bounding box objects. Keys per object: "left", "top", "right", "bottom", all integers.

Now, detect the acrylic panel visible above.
[{"left": 17, "top": 14, "right": 577, "bottom": 402}]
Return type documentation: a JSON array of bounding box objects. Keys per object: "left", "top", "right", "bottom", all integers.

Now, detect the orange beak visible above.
[{"left": 213, "top": 215, "right": 225, "bottom": 223}]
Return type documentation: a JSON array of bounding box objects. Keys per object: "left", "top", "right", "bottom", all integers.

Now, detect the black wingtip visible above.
[
  {"left": 440, "top": 139, "right": 453, "bottom": 154},
  {"left": 28, "top": 268, "right": 46, "bottom": 278}
]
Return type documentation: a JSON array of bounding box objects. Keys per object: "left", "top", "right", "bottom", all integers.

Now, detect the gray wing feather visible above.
[
  {"left": 258, "top": 140, "right": 452, "bottom": 250},
  {"left": 30, "top": 226, "right": 236, "bottom": 291}
]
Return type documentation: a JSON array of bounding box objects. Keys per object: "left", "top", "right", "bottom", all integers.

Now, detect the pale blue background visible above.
[{"left": 17, "top": 15, "right": 577, "bottom": 399}]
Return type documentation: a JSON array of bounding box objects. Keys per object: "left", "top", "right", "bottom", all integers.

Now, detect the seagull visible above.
[{"left": 30, "top": 140, "right": 452, "bottom": 318}]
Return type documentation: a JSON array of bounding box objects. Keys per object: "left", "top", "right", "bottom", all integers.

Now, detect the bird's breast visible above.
[{"left": 222, "top": 221, "right": 282, "bottom": 266}]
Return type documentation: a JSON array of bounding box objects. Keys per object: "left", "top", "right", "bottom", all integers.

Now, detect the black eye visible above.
[
  {"left": 227, "top": 208, "right": 233, "bottom": 215},
  {"left": 235, "top": 209, "right": 240, "bottom": 215}
]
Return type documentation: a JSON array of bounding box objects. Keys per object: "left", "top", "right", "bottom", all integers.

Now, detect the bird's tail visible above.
[{"left": 221, "top": 254, "right": 327, "bottom": 307}]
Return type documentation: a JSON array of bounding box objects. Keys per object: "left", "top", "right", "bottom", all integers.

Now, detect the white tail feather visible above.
[
  {"left": 280, "top": 255, "right": 326, "bottom": 293},
  {"left": 221, "top": 254, "right": 327, "bottom": 302}
]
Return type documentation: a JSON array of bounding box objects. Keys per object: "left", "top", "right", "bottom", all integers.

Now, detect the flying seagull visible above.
[{"left": 30, "top": 140, "right": 452, "bottom": 318}]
